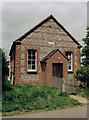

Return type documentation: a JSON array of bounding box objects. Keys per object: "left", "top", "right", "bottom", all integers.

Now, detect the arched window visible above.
[{"left": 66, "top": 51, "right": 73, "bottom": 71}]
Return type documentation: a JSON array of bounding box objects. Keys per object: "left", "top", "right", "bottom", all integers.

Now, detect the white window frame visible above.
[
  {"left": 27, "top": 49, "right": 37, "bottom": 72},
  {"left": 66, "top": 51, "right": 73, "bottom": 71}
]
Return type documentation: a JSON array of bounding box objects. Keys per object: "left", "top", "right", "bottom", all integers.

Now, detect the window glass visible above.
[
  {"left": 66, "top": 51, "right": 72, "bottom": 71},
  {"left": 27, "top": 50, "right": 37, "bottom": 71}
]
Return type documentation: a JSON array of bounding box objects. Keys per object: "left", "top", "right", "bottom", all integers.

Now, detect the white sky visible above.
[{"left": 0, "top": 1, "right": 88, "bottom": 59}]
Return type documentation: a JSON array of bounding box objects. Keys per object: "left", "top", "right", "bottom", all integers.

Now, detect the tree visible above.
[
  {"left": 1, "top": 49, "right": 9, "bottom": 90},
  {"left": 74, "top": 27, "right": 89, "bottom": 88},
  {"left": 81, "top": 27, "right": 89, "bottom": 66},
  {"left": 74, "top": 67, "right": 89, "bottom": 88}
]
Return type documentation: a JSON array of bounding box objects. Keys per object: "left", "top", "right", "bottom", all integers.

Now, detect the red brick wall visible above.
[
  {"left": 77, "top": 47, "right": 81, "bottom": 70},
  {"left": 10, "top": 19, "right": 81, "bottom": 91},
  {"left": 45, "top": 51, "right": 68, "bottom": 87},
  {"left": 15, "top": 44, "right": 21, "bottom": 84}
]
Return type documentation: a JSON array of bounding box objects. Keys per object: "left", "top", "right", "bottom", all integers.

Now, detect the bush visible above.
[
  {"left": 74, "top": 66, "right": 89, "bottom": 88},
  {"left": 3, "top": 80, "right": 13, "bottom": 91},
  {"left": 60, "top": 92, "right": 69, "bottom": 97},
  {"left": 76, "top": 88, "right": 89, "bottom": 99}
]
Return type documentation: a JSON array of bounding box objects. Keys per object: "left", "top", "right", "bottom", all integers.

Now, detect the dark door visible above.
[
  {"left": 52, "top": 63, "right": 63, "bottom": 78},
  {"left": 52, "top": 63, "right": 63, "bottom": 90}
]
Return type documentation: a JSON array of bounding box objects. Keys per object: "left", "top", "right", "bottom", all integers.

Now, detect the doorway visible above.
[
  {"left": 52, "top": 63, "right": 63, "bottom": 90},
  {"left": 52, "top": 63, "right": 63, "bottom": 78}
]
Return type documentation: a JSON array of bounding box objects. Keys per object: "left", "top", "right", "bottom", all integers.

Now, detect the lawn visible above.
[{"left": 2, "top": 81, "right": 82, "bottom": 116}]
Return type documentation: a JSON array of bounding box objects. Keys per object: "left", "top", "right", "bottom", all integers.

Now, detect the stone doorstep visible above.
[{"left": 70, "top": 95, "right": 89, "bottom": 104}]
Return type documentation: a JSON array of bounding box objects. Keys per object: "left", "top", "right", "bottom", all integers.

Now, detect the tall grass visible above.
[{"left": 2, "top": 82, "right": 82, "bottom": 114}]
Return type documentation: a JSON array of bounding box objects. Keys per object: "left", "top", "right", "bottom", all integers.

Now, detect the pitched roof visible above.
[
  {"left": 9, "top": 14, "right": 82, "bottom": 55},
  {"left": 41, "top": 49, "right": 69, "bottom": 62},
  {"left": 15, "top": 15, "right": 82, "bottom": 46}
]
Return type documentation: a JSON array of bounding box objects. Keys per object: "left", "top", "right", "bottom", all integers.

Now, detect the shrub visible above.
[
  {"left": 74, "top": 66, "right": 89, "bottom": 88},
  {"left": 76, "top": 88, "right": 89, "bottom": 99},
  {"left": 60, "top": 92, "right": 69, "bottom": 97},
  {"left": 4, "top": 80, "right": 13, "bottom": 91}
]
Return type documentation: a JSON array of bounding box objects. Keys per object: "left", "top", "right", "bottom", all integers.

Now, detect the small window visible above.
[
  {"left": 27, "top": 49, "right": 37, "bottom": 72},
  {"left": 66, "top": 51, "right": 72, "bottom": 71}
]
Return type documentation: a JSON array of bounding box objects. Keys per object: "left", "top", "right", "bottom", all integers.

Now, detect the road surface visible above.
[{"left": 3, "top": 105, "right": 88, "bottom": 118}]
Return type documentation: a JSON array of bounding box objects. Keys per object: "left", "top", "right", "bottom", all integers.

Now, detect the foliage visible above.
[
  {"left": 76, "top": 88, "right": 89, "bottom": 99},
  {"left": 1, "top": 49, "right": 9, "bottom": 91},
  {"left": 74, "top": 66, "right": 89, "bottom": 88},
  {"left": 2, "top": 84, "right": 82, "bottom": 115},
  {"left": 74, "top": 27, "right": 89, "bottom": 88},
  {"left": 4, "top": 80, "right": 13, "bottom": 91},
  {"left": 81, "top": 27, "right": 89, "bottom": 66}
]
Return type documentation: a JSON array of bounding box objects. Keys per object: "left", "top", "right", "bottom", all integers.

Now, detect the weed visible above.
[{"left": 2, "top": 84, "right": 82, "bottom": 115}]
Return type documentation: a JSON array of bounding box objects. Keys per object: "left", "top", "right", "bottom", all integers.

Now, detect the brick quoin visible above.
[{"left": 9, "top": 15, "right": 82, "bottom": 93}]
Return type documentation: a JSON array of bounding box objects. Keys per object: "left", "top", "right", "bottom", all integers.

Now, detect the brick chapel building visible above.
[{"left": 9, "top": 15, "right": 82, "bottom": 93}]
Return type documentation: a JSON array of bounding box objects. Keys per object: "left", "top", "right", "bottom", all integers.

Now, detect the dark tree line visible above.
[
  {"left": 74, "top": 27, "right": 89, "bottom": 88},
  {"left": 1, "top": 49, "right": 9, "bottom": 91}
]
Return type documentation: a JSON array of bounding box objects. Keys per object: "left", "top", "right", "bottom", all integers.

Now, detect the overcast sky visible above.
[{"left": 1, "top": 1, "right": 88, "bottom": 59}]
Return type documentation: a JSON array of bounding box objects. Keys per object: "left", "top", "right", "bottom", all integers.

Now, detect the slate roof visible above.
[{"left": 41, "top": 49, "right": 69, "bottom": 62}]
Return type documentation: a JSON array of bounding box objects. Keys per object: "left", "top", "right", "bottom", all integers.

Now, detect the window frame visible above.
[
  {"left": 66, "top": 51, "right": 73, "bottom": 71},
  {"left": 27, "top": 49, "right": 37, "bottom": 72}
]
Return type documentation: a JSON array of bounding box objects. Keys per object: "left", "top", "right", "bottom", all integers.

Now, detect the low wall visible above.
[{"left": 52, "top": 74, "right": 79, "bottom": 94}]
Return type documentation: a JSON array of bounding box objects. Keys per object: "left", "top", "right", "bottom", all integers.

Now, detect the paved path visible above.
[
  {"left": 70, "top": 95, "right": 89, "bottom": 104},
  {"left": 3, "top": 105, "right": 88, "bottom": 118}
]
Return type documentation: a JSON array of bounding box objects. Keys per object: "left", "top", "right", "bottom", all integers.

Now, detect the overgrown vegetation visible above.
[
  {"left": 76, "top": 88, "right": 89, "bottom": 100},
  {"left": 81, "top": 27, "right": 89, "bottom": 66},
  {"left": 2, "top": 82, "right": 82, "bottom": 116},
  {"left": 74, "top": 67, "right": 89, "bottom": 89},
  {"left": 1, "top": 48, "right": 9, "bottom": 92},
  {"left": 74, "top": 27, "right": 89, "bottom": 88}
]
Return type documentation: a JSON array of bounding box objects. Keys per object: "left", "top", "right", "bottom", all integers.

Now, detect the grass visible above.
[
  {"left": 2, "top": 81, "right": 82, "bottom": 116},
  {"left": 76, "top": 88, "right": 89, "bottom": 99}
]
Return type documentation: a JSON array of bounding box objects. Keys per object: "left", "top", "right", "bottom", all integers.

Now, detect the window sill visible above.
[
  {"left": 68, "top": 71, "right": 73, "bottom": 73},
  {"left": 27, "top": 71, "right": 37, "bottom": 74}
]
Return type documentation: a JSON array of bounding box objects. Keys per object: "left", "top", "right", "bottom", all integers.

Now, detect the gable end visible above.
[
  {"left": 9, "top": 15, "right": 82, "bottom": 56},
  {"left": 15, "top": 15, "right": 82, "bottom": 46}
]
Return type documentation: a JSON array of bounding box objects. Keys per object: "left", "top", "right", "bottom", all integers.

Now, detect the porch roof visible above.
[{"left": 41, "top": 49, "right": 69, "bottom": 62}]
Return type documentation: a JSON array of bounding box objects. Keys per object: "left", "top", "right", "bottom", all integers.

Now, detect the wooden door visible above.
[{"left": 52, "top": 63, "right": 63, "bottom": 90}]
